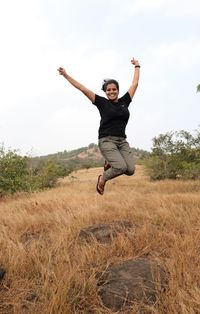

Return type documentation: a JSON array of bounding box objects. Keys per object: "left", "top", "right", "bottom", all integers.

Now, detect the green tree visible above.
[
  {"left": 0, "top": 146, "right": 28, "bottom": 195},
  {"left": 144, "top": 128, "right": 200, "bottom": 180},
  {"left": 0, "top": 145, "right": 71, "bottom": 196},
  {"left": 197, "top": 84, "right": 200, "bottom": 92}
]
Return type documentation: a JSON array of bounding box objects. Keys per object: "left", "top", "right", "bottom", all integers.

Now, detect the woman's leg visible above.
[
  {"left": 118, "top": 139, "right": 135, "bottom": 176},
  {"left": 98, "top": 137, "right": 128, "bottom": 181}
]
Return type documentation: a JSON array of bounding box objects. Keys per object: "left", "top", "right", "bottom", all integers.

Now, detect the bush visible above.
[
  {"left": 0, "top": 146, "right": 29, "bottom": 195},
  {"left": 0, "top": 145, "right": 70, "bottom": 196},
  {"left": 143, "top": 128, "right": 200, "bottom": 180},
  {"left": 29, "top": 160, "right": 68, "bottom": 190}
]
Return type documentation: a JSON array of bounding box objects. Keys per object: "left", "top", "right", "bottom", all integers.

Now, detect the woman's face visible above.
[{"left": 105, "top": 83, "right": 119, "bottom": 102}]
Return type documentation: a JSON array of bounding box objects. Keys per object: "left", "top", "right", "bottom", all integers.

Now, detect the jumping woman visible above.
[{"left": 57, "top": 57, "right": 140, "bottom": 195}]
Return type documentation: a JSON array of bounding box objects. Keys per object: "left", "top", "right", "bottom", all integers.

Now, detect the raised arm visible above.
[
  {"left": 128, "top": 58, "right": 140, "bottom": 99},
  {"left": 57, "top": 67, "right": 95, "bottom": 103}
]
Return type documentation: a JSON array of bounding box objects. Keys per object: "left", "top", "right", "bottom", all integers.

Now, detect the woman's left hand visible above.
[{"left": 131, "top": 58, "right": 139, "bottom": 66}]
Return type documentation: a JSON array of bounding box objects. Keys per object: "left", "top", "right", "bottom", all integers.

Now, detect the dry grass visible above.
[{"left": 0, "top": 166, "right": 200, "bottom": 314}]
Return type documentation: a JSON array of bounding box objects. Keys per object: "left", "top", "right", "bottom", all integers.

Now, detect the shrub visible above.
[
  {"left": 143, "top": 128, "right": 200, "bottom": 180},
  {"left": 29, "top": 160, "right": 68, "bottom": 190},
  {"left": 0, "top": 146, "right": 29, "bottom": 195},
  {"left": 0, "top": 145, "right": 70, "bottom": 196}
]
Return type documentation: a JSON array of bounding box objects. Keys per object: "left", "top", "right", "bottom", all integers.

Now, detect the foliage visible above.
[
  {"left": 143, "top": 128, "right": 200, "bottom": 180},
  {"left": 28, "top": 160, "right": 68, "bottom": 190},
  {"left": 0, "top": 146, "right": 29, "bottom": 195},
  {"left": 0, "top": 145, "right": 69, "bottom": 196},
  {"left": 197, "top": 84, "right": 200, "bottom": 92}
]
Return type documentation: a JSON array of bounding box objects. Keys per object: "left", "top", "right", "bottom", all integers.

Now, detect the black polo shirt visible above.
[{"left": 93, "top": 92, "right": 132, "bottom": 139}]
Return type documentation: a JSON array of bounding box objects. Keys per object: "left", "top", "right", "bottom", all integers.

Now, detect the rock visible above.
[
  {"left": 20, "top": 231, "right": 40, "bottom": 247},
  {"left": 79, "top": 220, "right": 135, "bottom": 244},
  {"left": 97, "top": 258, "right": 167, "bottom": 311},
  {"left": 0, "top": 267, "right": 6, "bottom": 281},
  {"left": 24, "top": 290, "right": 38, "bottom": 302}
]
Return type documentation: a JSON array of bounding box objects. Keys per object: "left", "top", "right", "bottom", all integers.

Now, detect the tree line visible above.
[{"left": 1, "top": 128, "right": 200, "bottom": 197}]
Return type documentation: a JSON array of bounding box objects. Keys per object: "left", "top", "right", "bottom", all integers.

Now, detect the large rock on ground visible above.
[
  {"left": 97, "top": 258, "right": 167, "bottom": 311},
  {"left": 79, "top": 221, "right": 135, "bottom": 244}
]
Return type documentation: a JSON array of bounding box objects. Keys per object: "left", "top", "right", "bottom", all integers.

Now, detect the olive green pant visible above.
[{"left": 98, "top": 136, "right": 135, "bottom": 181}]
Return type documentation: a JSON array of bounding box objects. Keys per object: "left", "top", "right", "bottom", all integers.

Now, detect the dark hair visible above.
[{"left": 101, "top": 79, "right": 119, "bottom": 92}]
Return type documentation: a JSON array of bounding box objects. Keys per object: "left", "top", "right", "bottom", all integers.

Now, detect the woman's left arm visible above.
[{"left": 128, "top": 58, "right": 140, "bottom": 99}]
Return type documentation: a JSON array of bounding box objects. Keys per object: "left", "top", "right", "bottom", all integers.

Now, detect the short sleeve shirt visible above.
[{"left": 93, "top": 92, "right": 132, "bottom": 139}]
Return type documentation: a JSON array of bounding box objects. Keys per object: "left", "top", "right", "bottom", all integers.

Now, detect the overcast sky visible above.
[{"left": 0, "top": 0, "right": 200, "bottom": 156}]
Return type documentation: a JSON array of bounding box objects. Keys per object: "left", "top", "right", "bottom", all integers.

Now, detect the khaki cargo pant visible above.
[{"left": 98, "top": 136, "right": 135, "bottom": 181}]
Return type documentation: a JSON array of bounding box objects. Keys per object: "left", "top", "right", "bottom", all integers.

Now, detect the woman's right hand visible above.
[{"left": 57, "top": 67, "right": 67, "bottom": 76}]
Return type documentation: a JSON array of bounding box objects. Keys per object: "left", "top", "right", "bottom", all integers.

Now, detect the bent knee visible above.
[
  {"left": 126, "top": 167, "right": 135, "bottom": 176},
  {"left": 114, "top": 164, "right": 127, "bottom": 175}
]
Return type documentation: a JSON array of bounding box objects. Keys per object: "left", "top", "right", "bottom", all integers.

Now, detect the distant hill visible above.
[{"left": 33, "top": 143, "right": 149, "bottom": 173}]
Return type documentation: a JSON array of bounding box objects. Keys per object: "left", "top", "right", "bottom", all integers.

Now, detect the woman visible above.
[{"left": 57, "top": 57, "right": 140, "bottom": 195}]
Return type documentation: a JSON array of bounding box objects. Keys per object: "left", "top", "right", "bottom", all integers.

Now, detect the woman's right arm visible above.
[{"left": 57, "top": 67, "right": 95, "bottom": 103}]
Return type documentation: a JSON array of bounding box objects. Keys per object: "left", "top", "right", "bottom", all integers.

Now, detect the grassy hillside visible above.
[{"left": 0, "top": 166, "right": 200, "bottom": 313}]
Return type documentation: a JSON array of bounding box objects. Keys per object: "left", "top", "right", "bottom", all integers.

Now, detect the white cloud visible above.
[
  {"left": 132, "top": 0, "right": 166, "bottom": 10},
  {"left": 127, "top": 0, "right": 200, "bottom": 17},
  {"left": 0, "top": 1, "right": 48, "bottom": 106},
  {"left": 146, "top": 38, "right": 200, "bottom": 70},
  {"left": 164, "top": 0, "right": 200, "bottom": 18}
]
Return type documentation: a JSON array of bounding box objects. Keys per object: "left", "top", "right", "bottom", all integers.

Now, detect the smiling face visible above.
[{"left": 105, "top": 83, "right": 119, "bottom": 102}]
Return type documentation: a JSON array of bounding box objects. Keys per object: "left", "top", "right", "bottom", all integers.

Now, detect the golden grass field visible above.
[{"left": 0, "top": 165, "right": 200, "bottom": 314}]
